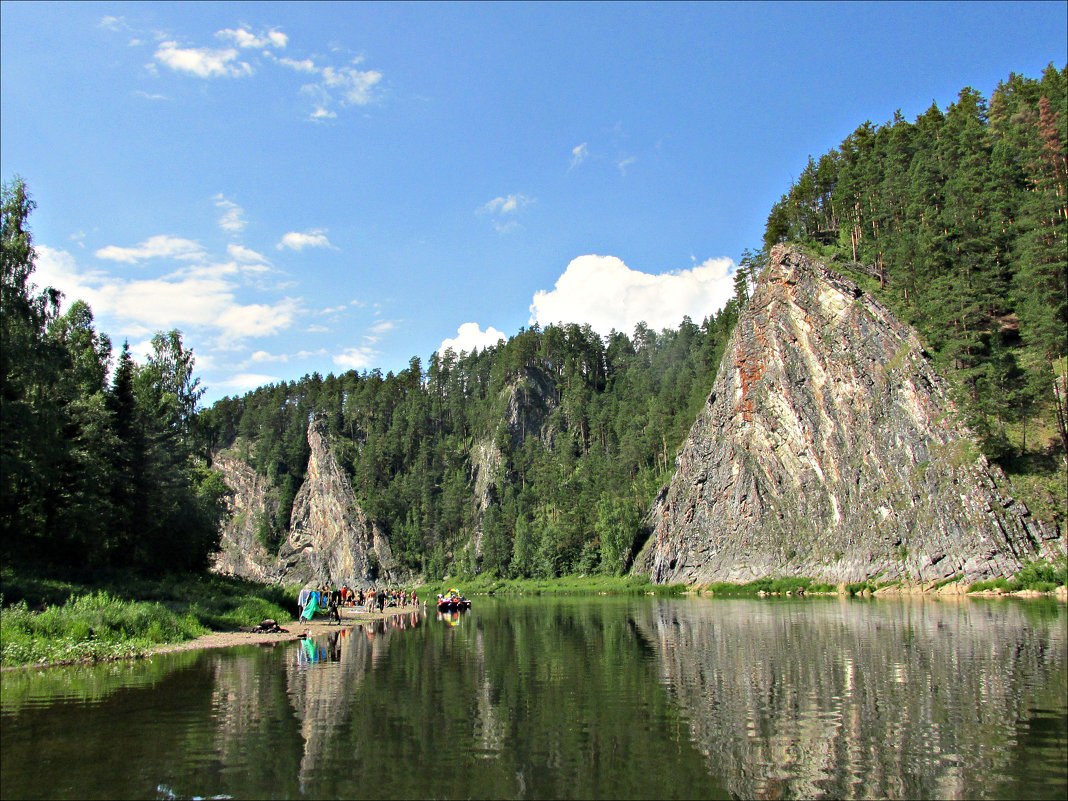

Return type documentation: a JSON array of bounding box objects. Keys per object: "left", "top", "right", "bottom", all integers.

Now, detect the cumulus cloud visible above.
[
  {"left": 333, "top": 345, "right": 379, "bottom": 370},
  {"left": 570, "top": 142, "right": 589, "bottom": 170},
  {"left": 248, "top": 348, "right": 327, "bottom": 364},
  {"left": 226, "top": 243, "right": 269, "bottom": 264},
  {"left": 529, "top": 255, "right": 736, "bottom": 336},
  {"left": 124, "top": 24, "right": 383, "bottom": 120},
  {"left": 216, "top": 27, "right": 288, "bottom": 49},
  {"left": 95, "top": 235, "right": 205, "bottom": 264},
  {"left": 276, "top": 229, "right": 334, "bottom": 251},
  {"left": 214, "top": 195, "right": 247, "bottom": 233},
  {"left": 154, "top": 41, "right": 253, "bottom": 78},
  {"left": 215, "top": 373, "right": 280, "bottom": 392},
  {"left": 279, "top": 57, "right": 318, "bottom": 73},
  {"left": 35, "top": 245, "right": 299, "bottom": 345},
  {"left": 437, "top": 322, "right": 507, "bottom": 356},
  {"left": 318, "top": 64, "right": 382, "bottom": 105}
]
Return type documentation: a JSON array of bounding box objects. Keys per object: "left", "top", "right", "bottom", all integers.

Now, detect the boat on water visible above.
[{"left": 436, "top": 589, "right": 471, "bottom": 611}]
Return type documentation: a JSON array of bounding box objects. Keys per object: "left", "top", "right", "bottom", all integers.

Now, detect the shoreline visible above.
[
  {"left": 2, "top": 603, "right": 429, "bottom": 672},
  {"left": 151, "top": 602, "right": 429, "bottom": 655}
]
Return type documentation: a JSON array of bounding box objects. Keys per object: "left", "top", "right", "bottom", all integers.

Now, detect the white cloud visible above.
[
  {"left": 333, "top": 346, "right": 379, "bottom": 370},
  {"left": 369, "top": 320, "right": 396, "bottom": 335},
  {"left": 617, "top": 156, "right": 637, "bottom": 175},
  {"left": 214, "top": 299, "right": 300, "bottom": 342},
  {"left": 570, "top": 142, "right": 589, "bottom": 170},
  {"left": 277, "top": 229, "right": 334, "bottom": 251},
  {"left": 248, "top": 348, "right": 327, "bottom": 364},
  {"left": 319, "top": 65, "right": 382, "bottom": 105},
  {"left": 529, "top": 255, "right": 736, "bottom": 336},
  {"left": 216, "top": 27, "right": 288, "bottom": 49},
  {"left": 154, "top": 41, "right": 252, "bottom": 78},
  {"left": 478, "top": 194, "right": 534, "bottom": 233},
  {"left": 479, "top": 194, "right": 533, "bottom": 215},
  {"left": 279, "top": 57, "right": 318, "bottom": 73},
  {"left": 35, "top": 246, "right": 300, "bottom": 345},
  {"left": 95, "top": 235, "right": 205, "bottom": 264},
  {"left": 99, "top": 16, "right": 129, "bottom": 32},
  {"left": 215, "top": 373, "right": 280, "bottom": 392},
  {"left": 226, "top": 243, "right": 269, "bottom": 264},
  {"left": 134, "top": 90, "right": 168, "bottom": 101},
  {"left": 306, "top": 324, "right": 330, "bottom": 333},
  {"left": 310, "top": 106, "right": 338, "bottom": 121},
  {"left": 214, "top": 195, "right": 247, "bottom": 233},
  {"left": 437, "top": 322, "right": 506, "bottom": 356}
]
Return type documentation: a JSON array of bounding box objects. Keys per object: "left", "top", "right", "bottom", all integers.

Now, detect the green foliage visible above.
[
  {"left": 0, "top": 567, "right": 296, "bottom": 667},
  {"left": 968, "top": 557, "right": 1068, "bottom": 593},
  {"left": 763, "top": 65, "right": 1068, "bottom": 464},
  {"left": 418, "top": 574, "right": 687, "bottom": 597},
  {"left": 200, "top": 305, "right": 740, "bottom": 583},
  {"left": 704, "top": 577, "right": 837, "bottom": 596},
  {"left": 1, "top": 178, "right": 227, "bottom": 576},
  {"left": 0, "top": 592, "right": 206, "bottom": 667}
]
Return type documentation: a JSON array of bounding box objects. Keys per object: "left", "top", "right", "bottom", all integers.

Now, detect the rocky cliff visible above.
[
  {"left": 468, "top": 366, "right": 559, "bottom": 560},
  {"left": 211, "top": 446, "right": 284, "bottom": 583},
  {"left": 212, "top": 418, "right": 402, "bottom": 588},
  {"left": 635, "top": 246, "right": 1064, "bottom": 586}
]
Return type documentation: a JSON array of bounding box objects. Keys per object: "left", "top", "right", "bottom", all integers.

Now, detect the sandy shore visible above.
[{"left": 147, "top": 603, "right": 429, "bottom": 656}]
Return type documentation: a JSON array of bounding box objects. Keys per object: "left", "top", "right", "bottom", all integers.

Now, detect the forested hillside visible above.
[
  {"left": 200, "top": 310, "right": 742, "bottom": 580},
  {"left": 4, "top": 65, "right": 1063, "bottom": 585},
  {"left": 762, "top": 64, "right": 1067, "bottom": 462}
]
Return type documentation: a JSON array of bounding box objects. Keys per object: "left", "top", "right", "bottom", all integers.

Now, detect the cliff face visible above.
[
  {"left": 469, "top": 366, "right": 559, "bottom": 560},
  {"left": 635, "top": 246, "right": 1064, "bottom": 586},
  {"left": 212, "top": 419, "right": 402, "bottom": 588},
  {"left": 211, "top": 447, "right": 282, "bottom": 583}
]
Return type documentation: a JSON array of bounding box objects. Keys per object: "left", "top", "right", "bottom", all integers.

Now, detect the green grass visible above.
[
  {"left": 1, "top": 565, "right": 297, "bottom": 668},
  {"left": 968, "top": 557, "right": 1067, "bottom": 594},
  {"left": 417, "top": 574, "right": 687, "bottom": 597},
  {"left": 704, "top": 577, "right": 838, "bottom": 597}
]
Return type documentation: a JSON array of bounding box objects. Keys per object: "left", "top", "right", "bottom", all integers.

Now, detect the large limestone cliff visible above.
[
  {"left": 635, "top": 246, "right": 1064, "bottom": 586},
  {"left": 212, "top": 418, "right": 402, "bottom": 587},
  {"left": 277, "top": 418, "right": 400, "bottom": 586}
]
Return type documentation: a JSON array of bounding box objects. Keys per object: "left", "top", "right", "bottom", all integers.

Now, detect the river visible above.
[{"left": 1, "top": 597, "right": 1065, "bottom": 799}]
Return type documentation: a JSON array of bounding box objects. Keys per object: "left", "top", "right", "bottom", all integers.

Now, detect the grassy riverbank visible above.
[
  {"left": 419, "top": 574, "right": 689, "bottom": 597},
  {"left": 0, "top": 565, "right": 296, "bottom": 668}
]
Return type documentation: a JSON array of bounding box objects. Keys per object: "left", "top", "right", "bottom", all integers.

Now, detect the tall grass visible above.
[
  {"left": 969, "top": 557, "right": 1068, "bottom": 594},
  {"left": 1, "top": 567, "right": 297, "bottom": 668},
  {"left": 1, "top": 592, "right": 205, "bottom": 667}
]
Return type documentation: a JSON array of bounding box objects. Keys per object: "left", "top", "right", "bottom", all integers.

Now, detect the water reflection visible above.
[
  {"left": 632, "top": 598, "right": 1067, "bottom": 800},
  {"left": 1, "top": 599, "right": 1064, "bottom": 800}
]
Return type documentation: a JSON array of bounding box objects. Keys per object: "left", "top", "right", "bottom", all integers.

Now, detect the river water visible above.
[{"left": 1, "top": 597, "right": 1065, "bottom": 800}]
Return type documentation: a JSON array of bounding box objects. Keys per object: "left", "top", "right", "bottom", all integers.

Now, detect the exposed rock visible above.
[
  {"left": 211, "top": 441, "right": 283, "bottom": 583},
  {"left": 212, "top": 419, "right": 403, "bottom": 588},
  {"left": 469, "top": 366, "right": 559, "bottom": 560},
  {"left": 634, "top": 246, "right": 1065, "bottom": 586},
  {"left": 276, "top": 418, "right": 401, "bottom": 587}
]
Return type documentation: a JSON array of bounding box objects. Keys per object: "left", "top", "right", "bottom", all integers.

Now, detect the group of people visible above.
[{"left": 298, "top": 585, "right": 420, "bottom": 620}]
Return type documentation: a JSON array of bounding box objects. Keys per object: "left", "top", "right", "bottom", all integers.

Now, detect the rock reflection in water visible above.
[
  {"left": 633, "top": 598, "right": 1067, "bottom": 800},
  {"left": 283, "top": 612, "right": 426, "bottom": 785}
]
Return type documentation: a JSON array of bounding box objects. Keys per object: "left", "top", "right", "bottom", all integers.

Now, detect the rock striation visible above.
[
  {"left": 212, "top": 418, "right": 402, "bottom": 588},
  {"left": 211, "top": 446, "right": 283, "bottom": 583},
  {"left": 634, "top": 246, "right": 1064, "bottom": 586}
]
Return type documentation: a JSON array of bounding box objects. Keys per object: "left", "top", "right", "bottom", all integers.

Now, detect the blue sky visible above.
[{"left": 2, "top": 1, "right": 1065, "bottom": 404}]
